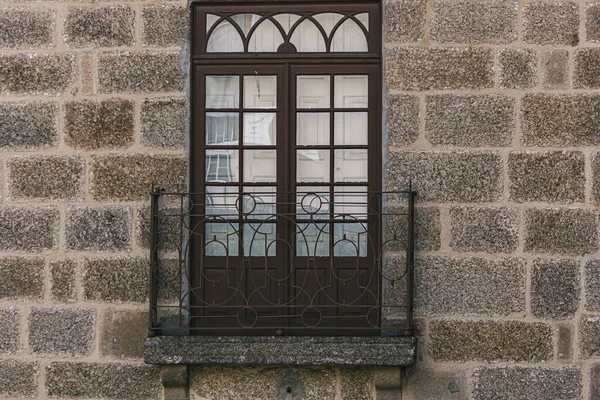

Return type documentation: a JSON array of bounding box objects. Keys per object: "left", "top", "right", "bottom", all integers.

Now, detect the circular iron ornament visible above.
[
  {"left": 366, "top": 306, "right": 379, "bottom": 328},
  {"left": 300, "top": 306, "right": 322, "bottom": 327},
  {"left": 237, "top": 306, "right": 259, "bottom": 328},
  {"left": 300, "top": 192, "right": 324, "bottom": 215}
]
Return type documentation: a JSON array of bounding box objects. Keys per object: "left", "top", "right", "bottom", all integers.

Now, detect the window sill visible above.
[{"left": 144, "top": 336, "right": 417, "bottom": 367}]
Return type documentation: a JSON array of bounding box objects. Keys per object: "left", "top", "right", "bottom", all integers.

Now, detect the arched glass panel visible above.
[
  {"left": 290, "top": 19, "right": 326, "bottom": 52},
  {"left": 207, "top": 20, "right": 244, "bottom": 53},
  {"left": 248, "top": 19, "right": 285, "bottom": 52},
  {"left": 206, "top": 14, "right": 220, "bottom": 32},
  {"left": 313, "top": 13, "right": 344, "bottom": 36},
  {"left": 231, "top": 13, "right": 262, "bottom": 36},
  {"left": 274, "top": 13, "right": 301, "bottom": 34},
  {"left": 355, "top": 13, "right": 369, "bottom": 31},
  {"left": 331, "top": 19, "right": 368, "bottom": 52}
]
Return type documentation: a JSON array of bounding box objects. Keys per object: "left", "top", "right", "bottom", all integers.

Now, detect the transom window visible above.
[{"left": 191, "top": 1, "right": 382, "bottom": 336}]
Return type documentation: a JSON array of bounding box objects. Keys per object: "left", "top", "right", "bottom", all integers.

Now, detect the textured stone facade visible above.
[{"left": 0, "top": 0, "right": 597, "bottom": 399}]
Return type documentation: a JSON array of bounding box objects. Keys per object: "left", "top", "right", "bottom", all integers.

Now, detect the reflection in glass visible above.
[
  {"left": 297, "top": 113, "right": 329, "bottom": 145},
  {"left": 205, "top": 149, "right": 239, "bottom": 182},
  {"left": 274, "top": 13, "right": 301, "bottom": 33},
  {"left": 243, "top": 113, "right": 276, "bottom": 145},
  {"left": 205, "top": 222, "right": 239, "bottom": 256},
  {"left": 334, "top": 75, "right": 368, "bottom": 108},
  {"left": 334, "top": 186, "right": 368, "bottom": 217},
  {"left": 206, "top": 76, "right": 239, "bottom": 109},
  {"left": 290, "top": 19, "right": 326, "bottom": 52},
  {"left": 296, "top": 186, "right": 330, "bottom": 220},
  {"left": 243, "top": 76, "right": 277, "bottom": 108},
  {"left": 333, "top": 222, "right": 367, "bottom": 257},
  {"left": 206, "top": 14, "right": 220, "bottom": 32},
  {"left": 297, "top": 76, "right": 330, "bottom": 109},
  {"left": 242, "top": 186, "right": 276, "bottom": 218},
  {"left": 206, "top": 186, "right": 238, "bottom": 216},
  {"left": 248, "top": 19, "right": 284, "bottom": 52},
  {"left": 296, "top": 223, "right": 329, "bottom": 257},
  {"left": 331, "top": 19, "right": 368, "bottom": 52},
  {"left": 244, "top": 223, "right": 276, "bottom": 256},
  {"left": 244, "top": 150, "right": 276, "bottom": 182},
  {"left": 297, "top": 150, "right": 330, "bottom": 183},
  {"left": 230, "top": 14, "right": 261, "bottom": 36},
  {"left": 334, "top": 112, "right": 367, "bottom": 145},
  {"left": 206, "top": 113, "right": 239, "bottom": 145},
  {"left": 356, "top": 13, "right": 369, "bottom": 31},
  {"left": 206, "top": 20, "right": 244, "bottom": 52},
  {"left": 334, "top": 149, "right": 367, "bottom": 182},
  {"left": 313, "top": 13, "right": 344, "bottom": 35}
]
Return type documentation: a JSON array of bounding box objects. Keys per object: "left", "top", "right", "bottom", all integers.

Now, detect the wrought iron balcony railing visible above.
[{"left": 148, "top": 188, "right": 415, "bottom": 336}]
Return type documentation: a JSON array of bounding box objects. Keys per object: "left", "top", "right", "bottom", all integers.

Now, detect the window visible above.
[{"left": 187, "top": 1, "right": 387, "bottom": 336}]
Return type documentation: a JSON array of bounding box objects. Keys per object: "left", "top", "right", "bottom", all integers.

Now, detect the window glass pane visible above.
[
  {"left": 205, "top": 222, "right": 239, "bottom": 256},
  {"left": 206, "top": 186, "right": 239, "bottom": 216},
  {"left": 355, "top": 13, "right": 369, "bottom": 31},
  {"left": 206, "top": 76, "right": 239, "bottom": 109},
  {"left": 206, "top": 112, "right": 239, "bottom": 145},
  {"left": 242, "top": 186, "right": 276, "bottom": 219},
  {"left": 206, "top": 14, "right": 220, "bottom": 32},
  {"left": 297, "top": 75, "right": 330, "bottom": 109},
  {"left": 243, "top": 76, "right": 277, "bottom": 108},
  {"left": 290, "top": 19, "right": 326, "bottom": 52},
  {"left": 296, "top": 223, "right": 329, "bottom": 257},
  {"left": 297, "top": 113, "right": 329, "bottom": 145},
  {"left": 297, "top": 150, "right": 330, "bottom": 183},
  {"left": 243, "top": 113, "right": 276, "bottom": 145},
  {"left": 334, "top": 149, "right": 367, "bottom": 182},
  {"left": 333, "top": 222, "right": 367, "bottom": 257},
  {"left": 331, "top": 19, "right": 368, "bottom": 52},
  {"left": 274, "top": 13, "right": 301, "bottom": 34},
  {"left": 231, "top": 14, "right": 261, "bottom": 36},
  {"left": 248, "top": 19, "right": 284, "bottom": 52},
  {"left": 206, "top": 20, "right": 244, "bottom": 52},
  {"left": 205, "top": 149, "right": 239, "bottom": 182},
  {"left": 313, "top": 13, "right": 344, "bottom": 36},
  {"left": 334, "top": 75, "right": 368, "bottom": 108},
  {"left": 334, "top": 186, "right": 368, "bottom": 218},
  {"left": 296, "top": 186, "right": 330, "bottom": 220},
  {"left": 244, "top": 150, "right": 276, "bottom": 182},
  {"left": 334, "top": 112, "right": 367, "bottom": 145},
  {"left": 244, "top": 223, "right": 276, "bottom": 256}
]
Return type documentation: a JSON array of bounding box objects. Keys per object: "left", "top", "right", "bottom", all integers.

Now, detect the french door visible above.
[{"left": 192, "top": 62, "right": 381, "bottom": 335}]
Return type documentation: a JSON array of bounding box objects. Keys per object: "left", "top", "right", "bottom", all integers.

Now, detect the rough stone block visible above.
[
  {"left": 591, "top": 363, "right": 600, "bottom": 399},
  {"left": 523, "top": 1, "right": 579, "bottom": 46},
  {"left": 341, "top": 368, "right": 374, "bottom": 400},
  {"left": 415, "top": 256, "right": 525, "bottom": 316},
  {"left": 499, "top": 48, "right": 538, "bottom": 89},
  {"left": 45, "top": 362, "right": 161, "bottom": 399},
  {"left": 0, "top": 360, "right": 37, "bottom": 398},
  {"left": 65, "top": 5, "right": 134, "bottom": 48},
  {"left": 387, "top": 94, "right": 418, "bottom": 147},
  {"left": 50, "top": 260, "right": 77, "bottom": 303},
  {"left": 593, "top": 154, "right": 600, "bottom": 204},
  {"left": 387, "top": 151, "right": 502, "bottom": 202},
  {"left": 65, "top": 98, "right": 135, "bottom": 150},
  {"left": 384, "top": 0, "right": 426, "bottom": 42},
  {"left": 0, "top": 7, "right": 54, "bottom": 49},
  {"left": 586, "top": 259, "right": 600, "bottom": 312},
  {"left": 98, "top": 51, "right": 185, "bottom": 93},
  {"left": 100, "top": 310, "right": 147, "bottom": 360},
  {"left": 471, "top": 366, "right": 581, "bottom": 400},
  {"left": 522, "top": 94, "right": 600, "bottom": 146},
  {"left": 385, "top": 206, "right": 440, "bottom": 251},
  {"left": 386, "top": 47, "right": 494, "bottom": 90},
  {"left": 429, "top": 320, "right": 553, "bottom": 362},
  {"left": 83, "top": 256, "right": 148, "bottom": 303},
  {"left": 524, "top": 208, "right": 598, "bottom": 255},
  {"left": 508, "top": 151, "right": 585, "bottom": 203},
  {"left": 141, "top": 97, "right": 186, "bottom": 148},
  {"left": 91, "top": 154, "right": 187, "bottom": 201},
  {"left": 28, "top": 307, "right": 95, "bottom": 357},
  {"left": 425, "top": 94, "right": 514, "bottom": 147},
  {"left": 574, "top": 48, "right": 600, "bottom": 89},
  {"left": 0, "top": 308, "right": 20, "bottom": 353},
  {"left": 66, "top": 205, "right": 132, "bottom": 252},
  {"left": 0, "top": 101, "right": 58, "bottom": 149},
  {"left": 557, "top": 323, "right": 573, "bottom": 361},
  {"left": 587, "top": 3, "right": 600, "bottom": 41},
  {"left": 136, "top": 205, "right": 182, "bottom": 253},
  {"left": 0, "top": 206, "right": 59, "bottom": 252},
  {"left": 531, "top": 259, "right": 580, "bottom": 319},
  {"left": 449, "top": 207, "right": 519, "bottom": 253},
  {"left": 430, "top": 0, "right": 517, "bottom": 44},
  {"left": 0, "top": 257, "right": 43, "bottom": 300},
  {"left": 0, "top": 53, "right": 76, "bottom": 95},
  {"left": 579, "top": 315, "right": 600, "bottom": 358},
  {"left": 142, "top": 5, "right": 188, "bottom": 47},
  {"left": 404, "top": 366, "right": 467, "bottom": 400},
  {"left": 542, "top": 50, "right": 568, "bottom": 89},
  {"left": 7, "top": 155, "right": 85, "bottom": 201}
]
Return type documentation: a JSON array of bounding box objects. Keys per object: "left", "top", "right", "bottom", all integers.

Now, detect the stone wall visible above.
[{"left": 0, "top": 0, "right": 599, "bottom": 399}]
